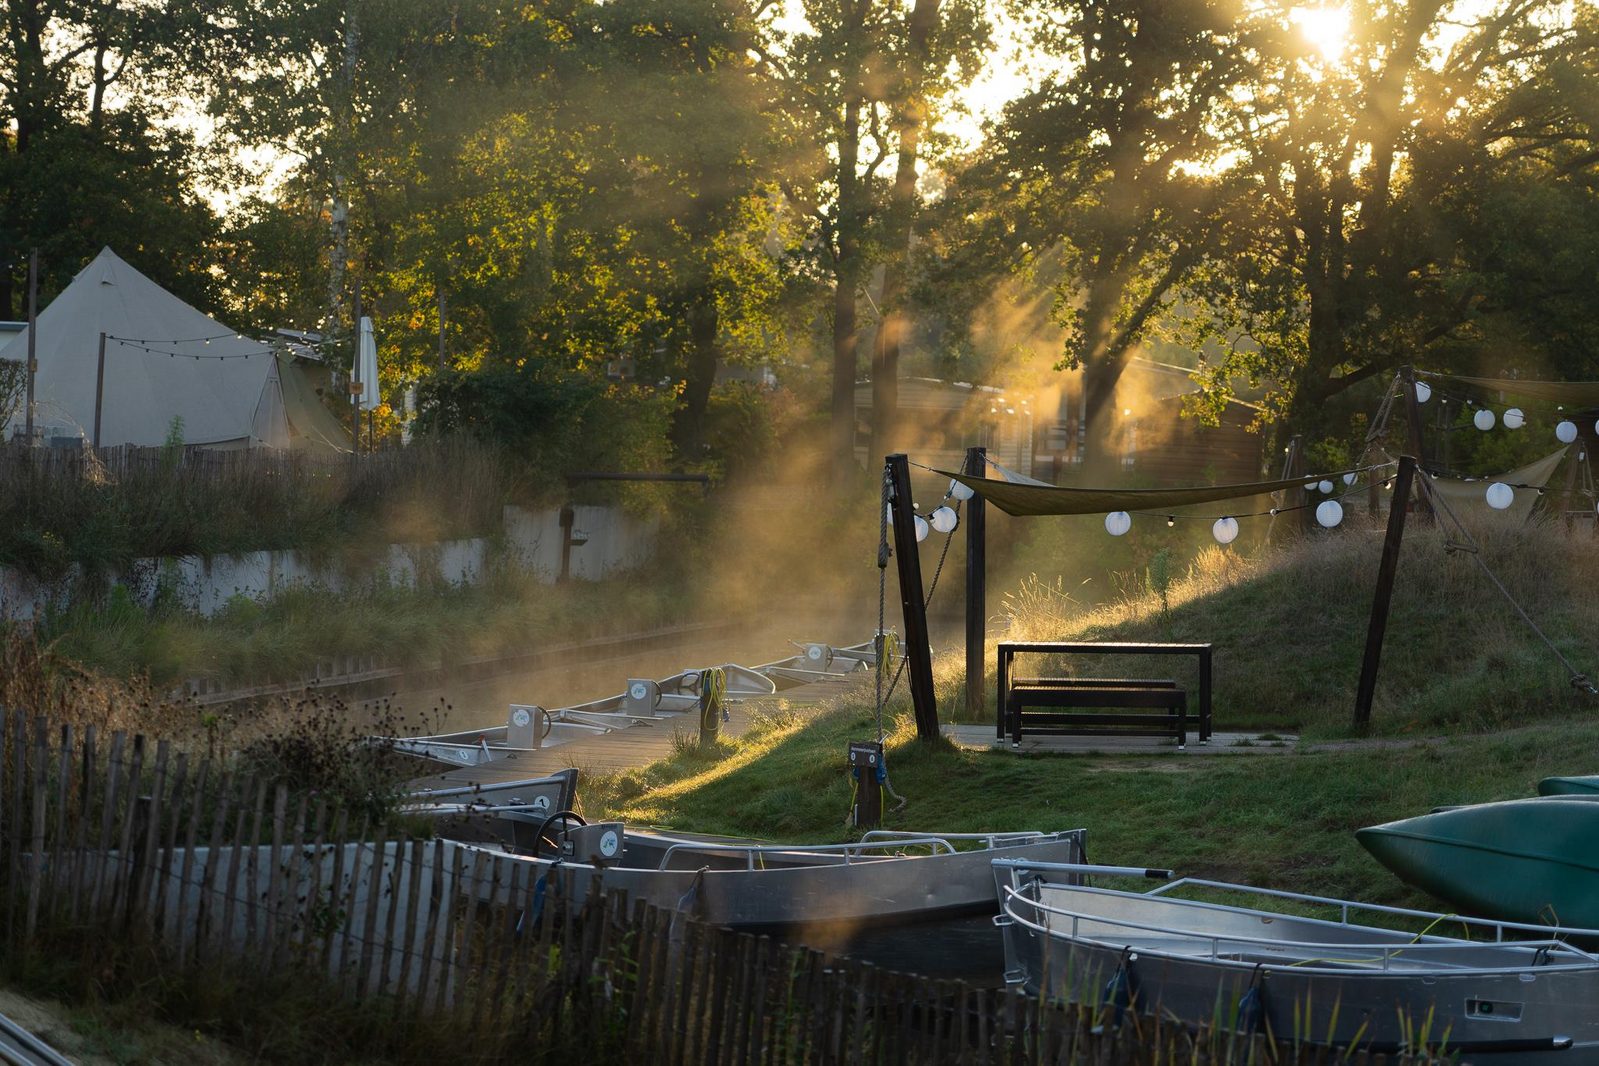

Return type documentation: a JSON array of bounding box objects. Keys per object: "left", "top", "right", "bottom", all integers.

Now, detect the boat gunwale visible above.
[
  {"left": 462, "top": 827, "right": 1084, "bottom": 877},
  {"left": 651, "top": 829, "right": 1083, "bottom": 870},
  {"left": 1358, "top": 823, "right": 1599, "bottom": 876},
  {"left": 997, "top": 880, "right": 1599, "bottom": 975}
]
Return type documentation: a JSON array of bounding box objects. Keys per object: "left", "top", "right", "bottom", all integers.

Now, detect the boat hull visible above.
[
  {"left": 460, "top": 830, "right": 1086, "bottom": 934},
  {"left": 998, "top": 879, "right": 1599, "bottom": 1061},
  {"left": 1539, "top": 776, "right": 1599, "bottom": 796},
  {"left": 1357, "top": 797, "right": 1599, "bottom": 928}
]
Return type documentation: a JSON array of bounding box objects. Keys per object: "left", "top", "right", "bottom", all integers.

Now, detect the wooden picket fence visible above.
[{"left": 0, "top": 710, "right": 1441, "bottom": 1064}]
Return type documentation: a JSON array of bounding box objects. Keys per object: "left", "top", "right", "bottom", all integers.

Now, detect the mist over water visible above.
[{"left": 380, "top": 609, "right": 881, "bottom": 731}]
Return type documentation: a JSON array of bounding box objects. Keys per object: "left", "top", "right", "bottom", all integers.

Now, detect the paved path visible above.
[{"left": 942, "top": 724, "right": 1299, "bottom": 755}]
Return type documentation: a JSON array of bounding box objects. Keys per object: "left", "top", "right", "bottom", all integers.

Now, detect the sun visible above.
[{"left": 1291, "top": 5, "right": 1352, "bottom": 64}]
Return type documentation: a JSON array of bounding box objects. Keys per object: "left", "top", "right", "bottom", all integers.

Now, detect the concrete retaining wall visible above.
[{"left": 0, "top": 503, "right": 660, "bottom": 622}]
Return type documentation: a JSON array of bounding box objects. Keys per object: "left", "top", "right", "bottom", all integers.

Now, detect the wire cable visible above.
[{"left": 1418, "top": 472, "right": 1598, "bottom": 695}]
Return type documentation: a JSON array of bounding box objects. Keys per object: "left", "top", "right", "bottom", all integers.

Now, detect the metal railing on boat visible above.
[
  {"left": 657, "top": 829, "right": 1079, "bottom": 871},
  {"left": 992, "top": 859, "right": 1599, "bottom": 970}
]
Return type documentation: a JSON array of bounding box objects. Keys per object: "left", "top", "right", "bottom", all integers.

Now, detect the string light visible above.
[{"left": 108, "top": 337, "right": 258, "bottom": 360}]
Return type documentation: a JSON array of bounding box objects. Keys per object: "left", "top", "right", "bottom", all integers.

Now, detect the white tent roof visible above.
[{"left": 0, "top": 248, "right": 273, "bottom": 447}]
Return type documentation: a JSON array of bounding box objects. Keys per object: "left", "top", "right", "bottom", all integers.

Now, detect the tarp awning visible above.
[
  {"left": 940, "top": 466, "right": 1377, "bottom": 517},
  {"left": 1427, "top": 447, "right": 1568, "bottom": 524},
  {"left": 1419, "top": 373, "right": 1599, "bottom": 407}
]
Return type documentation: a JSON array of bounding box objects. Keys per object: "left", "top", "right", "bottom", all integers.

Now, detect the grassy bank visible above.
[
  {"left": 586, "top": 518, "right": 1599, "bottom": 908},
  {"left": 591, "top": 701, "right": 1599, "bottom": 910},
  {"left": 29, "top": 561, "right": 705, "bottom": 687},
  {"left": 987, "top": 519, "right": 1597, "bottom": 737}
]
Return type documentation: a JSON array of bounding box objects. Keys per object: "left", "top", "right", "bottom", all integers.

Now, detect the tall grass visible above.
[
  {"left": 0, "top": 436, "right": 523, "bottom": 581},
  {"left": 995, "top": 519, "right": 1599, "bottom": 737},
  {"left": 32, "top": 555, "right": 703, "bottom": 687}
]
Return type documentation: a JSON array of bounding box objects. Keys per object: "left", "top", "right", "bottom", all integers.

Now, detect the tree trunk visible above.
[
  {"left": 1072, "top": 251, "right": 1137, "bottom": 483},
  {"left": 831, "top": 93, "right": 865, "bottom": 485},
  {"left": 327, "top": 4, "right": 359, "bottom": 329},
  {"left": 90, "top": 38, "right": 108, "bottom": 130},
  {"left": 674, "top": 293, "right": 721, "bottom": 457},
  {"left": 869, "top": 0, "right": 939, "bottom": 462},
  {"left": 831, "top": 255, "right": 860, "bottom": 482}
]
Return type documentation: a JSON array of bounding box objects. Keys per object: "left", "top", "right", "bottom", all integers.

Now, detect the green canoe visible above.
[
  {"left": 1539, "top": 775, "right": 1599, "bottom": 796},
  {"left": 1357, "top": 796, "right": 1599, "bottom": 928}
]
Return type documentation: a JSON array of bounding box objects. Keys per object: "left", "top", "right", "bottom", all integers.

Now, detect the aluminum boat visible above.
[
  {"left": 754, "top": 640, "right": 881, "bottom": 690},
  {"left": 454, "top": 814, "right": 1086, "bottom": 934},
  {"left": 378, "top": 664, "right": 775, "bottom": 766},
  {"left": 994, "top": 859, "right": 1599, "bottom": 1061}
]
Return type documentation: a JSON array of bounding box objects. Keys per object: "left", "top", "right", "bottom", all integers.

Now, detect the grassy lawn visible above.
[{"left": 587, "top": 518, "right": 1599, "bottom": 910}]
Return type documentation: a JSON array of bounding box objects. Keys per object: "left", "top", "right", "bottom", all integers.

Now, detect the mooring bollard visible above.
[{"left": 698, "top": 667, "right": 727, "bottom": 748}]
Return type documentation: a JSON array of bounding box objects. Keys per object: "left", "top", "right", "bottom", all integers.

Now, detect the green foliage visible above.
[{"left": 414, "top": 366, "right": 674, "bottom": 496}]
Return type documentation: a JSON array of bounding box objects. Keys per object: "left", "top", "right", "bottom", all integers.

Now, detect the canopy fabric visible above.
[
  {"left": 0, "top": 248, "right": 273, "bottom": 446},
  {"left": 940, "top": 466, "right": 1373, "bottom": 517},
  {"left": 354, "top": 315, "right": 380, "bottom": 412},
  {"left": 1420, "top": 373, "right": 1599, "bottom": 407},
  {"left": 251, "top": 356, "right": 291, "bottom": 449},
  {"left": 276, "top": 354, "right": 353, "bottom": 453},
  {"left": 1427, "top": 447, "right": 1569, "bottom": 524}
]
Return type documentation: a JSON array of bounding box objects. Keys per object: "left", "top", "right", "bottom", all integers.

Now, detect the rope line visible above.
[{"left": 1418, "top": 472, "right": 1598, "bottom": 695}]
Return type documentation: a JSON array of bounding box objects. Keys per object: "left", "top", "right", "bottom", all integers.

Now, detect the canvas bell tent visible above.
[{"left": 0, "top": 248, "right": 348, "bottom": 452}]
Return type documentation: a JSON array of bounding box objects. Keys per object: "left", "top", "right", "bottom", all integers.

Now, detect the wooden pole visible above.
[
  {"left": 1353, "top": 454, "right": 1416, "bottom": 730},
  {"left": 963, "top": 446, "right": 987, "bottom": 729},
  {"left": 23, "top": 249, "right": 37, "bottom": 444},
  {"left": 93, "top": 331, "right": 107, "bottom": 449},
  {"left": 437, "top": 285, "right": 447, "bottom": 370},
  {"left": 351, "top": 281, "right": 362, "bottom": 456},
  {"left": 886, "top": 454, "right": 939, "bottom": 743},
  {"left": 1400, "top": 365, "right": 1432, "bottom": 521}
]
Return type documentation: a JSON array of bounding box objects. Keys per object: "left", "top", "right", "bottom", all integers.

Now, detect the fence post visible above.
[
  {"left": 123, "top": 795, "right": 152, "bottom": 932},
  {"left": 24, "top": 719, "right": 48, "bottom": 946}
]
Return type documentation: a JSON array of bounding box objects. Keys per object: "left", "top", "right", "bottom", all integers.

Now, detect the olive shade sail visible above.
[
  {"left": 937, "top": 466, "right": 1378, "bottom": 518},
  {"left": 1418, "top": 373, "right": 1599, "bottom": 407}
]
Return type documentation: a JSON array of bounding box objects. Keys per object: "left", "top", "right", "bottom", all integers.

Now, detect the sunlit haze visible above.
[{"left": 1291, "top": 4, "right": 1353, "bottom": 63}]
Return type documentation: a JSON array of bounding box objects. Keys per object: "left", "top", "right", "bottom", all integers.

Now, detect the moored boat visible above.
[
  {"left": 377, "top": 663, "right": 776, "bottom": 767},
  {"left": 402, "top": 769, "right": 580, "bottom": 843},
  {"left": 451, "top": 813, "right": 1086, "bottom": 935},
  {"left": 1357, "top": 796, "right": 1599, "bottom": 928},
  {"left": 755, "top": 640, "right": 881, "bottom": 689},
  {"left": 994, "top": 858, "right": 1599, "bottom": 1061},
  {"left": 1540, "top": 776, "right": 1599, "bottom": 796}
]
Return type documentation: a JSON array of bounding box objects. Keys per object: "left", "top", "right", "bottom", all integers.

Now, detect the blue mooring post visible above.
[{"left": 849, "top": 741, "right": 883, "bottom": 829}]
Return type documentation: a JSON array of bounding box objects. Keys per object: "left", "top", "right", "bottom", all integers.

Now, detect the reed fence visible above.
[{"left": 0, "top": 710, "right": 1438, "bottom": 1064}]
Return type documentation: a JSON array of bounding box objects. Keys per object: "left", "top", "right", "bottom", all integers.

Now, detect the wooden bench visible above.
[{"left": 998, "top": 643, "right": 1213, "bottom": 749}]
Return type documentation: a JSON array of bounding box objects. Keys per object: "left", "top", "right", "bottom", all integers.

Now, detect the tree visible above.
[
  {"left": 927, "top": 0, "right": 1243, "bottom": 478},
  {"left": 1184, "top": 0, "right": 1599, "bottom": 451},
  {"left": 765, "top": 0, "right": 989, "bottom": 482},
  {"left": 0, "top": 0, "right": 219, "bottom": 314}
]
